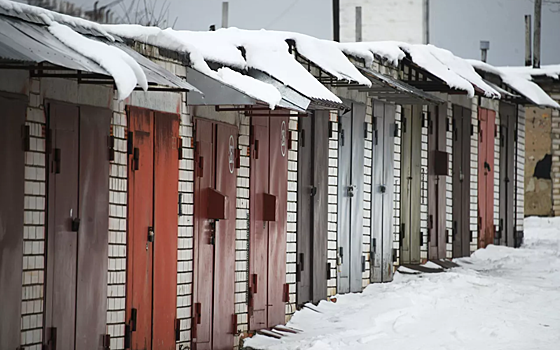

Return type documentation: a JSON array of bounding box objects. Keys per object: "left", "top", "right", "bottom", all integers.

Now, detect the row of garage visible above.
[{"left": 0, "top": 2, "right": 556, "bottom": 350}]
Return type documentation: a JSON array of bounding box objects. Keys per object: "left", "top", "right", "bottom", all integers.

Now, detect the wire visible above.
[{"left": 264, "top": 0, "right": 302, "bottom": 29}]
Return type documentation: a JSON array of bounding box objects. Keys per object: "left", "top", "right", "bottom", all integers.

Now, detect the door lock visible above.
[
  {"left": 147, "top": 226, "right": 155, "bottom": 242},
  {"left": 379, "top": 185, "right": 386, "bottom": 193},
  {"left": 347, "top": 185, "right": 356, "bottom": 197}
]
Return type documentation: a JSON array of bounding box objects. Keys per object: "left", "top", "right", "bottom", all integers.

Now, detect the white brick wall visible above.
[
  {"left": 285, "top": 115, "right": 298, "bottom": 320},
  {"left": 107, "top": 98, "right": 128, "bottom": 350},
  {"left": 177, "top": 94, "right": 194, "bottom": 347},
  {"left": 362, "top": 101, "right": 373, "bottom": 287},
  {"left": 21, "top": 77, "right": 47, "bottom": 350},
  {"left": 446, "top": 100, "right": 454, "bottom": 258},
  {"left": 393, "top": 106, "right": 402, "bottom": 264},
  {"left": 420, "top": 107, "right": 429, "bottom": 260},
  {"left": 516, "top": 106, "right": 526, "bottom": 233},
  {"left": 328, "top": 111, "right": 339, "bottom": 297},
  {"left": 470, "top": 99, "right": 479, "bottom": 254},
  {"left": 234, "top": 112, "right": 250, "bottom": 348},
  {"left": 494, "top": 109, "right": 501, "bottom": 239}
]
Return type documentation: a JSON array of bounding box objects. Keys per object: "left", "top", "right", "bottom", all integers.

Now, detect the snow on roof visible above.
[
  {"left": 467, "top": 59, "right": 560, "bottom": 109},
  {"left": 499, "top": 65, "right": 560, "bottom": 80},
  {"left": 339, "top": 41, "right": 499, "bottom": 98},
  {"left": 0, "top": 0, "right": 114, "bottom": 40},
  {"left": 48, "top": 21, "right": 147, "bottom": 100},
  {"left": 215, "top": 67, "right": 282, "bottom": 108},
  {"left": 337, "top": 41, "right": 406, "bottom": 67}
]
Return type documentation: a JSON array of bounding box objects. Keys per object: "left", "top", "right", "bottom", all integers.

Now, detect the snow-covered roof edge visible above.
[{"left": 467, "top": 59, "right": 560, "bottom": 109}]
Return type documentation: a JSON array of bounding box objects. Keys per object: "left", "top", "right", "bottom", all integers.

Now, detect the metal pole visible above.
[
  {"left": 480, "top": 41, "right": 489, "bottom": 63},
  {"left": 525, "top": 14, "right": 532, "bottom": 66},
  {"left": 333, "top": 0, "right": 340, "bottom": 42},
  {"left": 222, "top": 1, "right": 229, "bottom": 28},
  {"left": 424, "top": 0, "right": 430, "bottom": 44},
  {"left": 355, "top": 6, "right": 362, "bottom": 42},
  {"left": 533, "top": 0, "right": 541, "bottom": 68}
]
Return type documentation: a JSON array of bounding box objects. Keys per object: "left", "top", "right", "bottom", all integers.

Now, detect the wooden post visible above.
[
  {"left": 525, "top": 14, "right": 532, "bottom": 66},
  {"left": 355, "top": 6, "right": 362, "bottom": 42},
  {"left": 533, "top": 0, "right": 541, "bottom": 68}
]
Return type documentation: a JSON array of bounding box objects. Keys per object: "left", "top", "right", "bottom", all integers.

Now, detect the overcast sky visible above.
[{"left": 59, "top": 0, "right": 560, "bottom": 66}]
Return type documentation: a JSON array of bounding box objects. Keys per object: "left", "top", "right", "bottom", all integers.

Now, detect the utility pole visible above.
[
  {"left": 533, "top": 0, "right": 542, "bottom": 68},
  {"left": 333, "top": 0, "right": 340, "bottom": 42},
  {"left": 355, "top": 6, "right": 362, "bottom": 42},
  {"left": 525, "top": 14, "right": 532, "bottom": 66},
  {"left": 222, "top": 1, "right": 229, "bottom": 28}
]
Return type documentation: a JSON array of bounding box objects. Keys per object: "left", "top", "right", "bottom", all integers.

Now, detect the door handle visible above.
[{"left": 147, "top": 226, "right": 155, "bottom": 242}]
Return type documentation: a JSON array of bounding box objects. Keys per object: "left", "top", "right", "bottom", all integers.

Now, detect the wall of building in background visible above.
[
  {"left": 524, "top": 107, "right": 553, "bottom": 216},
  {"left": 339, "top": 0, "right": 425, "bottom": 43}
]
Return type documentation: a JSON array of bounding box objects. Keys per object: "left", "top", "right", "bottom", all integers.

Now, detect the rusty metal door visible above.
[
  {"left": 267, "top": 115, "right": 288, "bottom": 328},
  {"left": 126, "top": 107, "right": 155, "bottom": 350},
  {"left": 337, "top": 103, "right": 365, "bottom": 293},
  {"left": 45, "top": 102, "right": 80, "bottom": 350},
  {"left": 45, "top": 102, "right": 111, "bottom": 350},
  {"left": 427, "top": 104, "right": 448, "bottom": 259},
  {"left": 193, "top": 119, "right": 215, "bottom": 349},
  {"left": 371, "top": 101, "right": 396, "bottom": 282},
  {"left": 452, "top": 105, "right": 472, "bottom": 257},
  {"left": 296, "top": 111, "right": 329, "bottom": 305},
  {"left": 296, "top": 115, "right": 313, "bottom": 303},
  {"left": 478, "top": 108, "right": 495, "bottom": 248},
  {"left": 311, "top": 112, "right": 328, "bottom": 303},
  {"left": 249, "top": 117, "right": 269, "bottom": 331},
  {"left": 0, "top": 94, "right": 26, "bottom": 349},
  {"left": 499, "top": 103, "right": 516, "bottom": 247},
  {"left": 153, "top": 111, "right": 179, "bottom": 350},
  {"left": 75, "top": 106, "right": 110, "bottom": 350},
  {"left": 126, "top": 107, "right": 179, "bottom": 350},
  {"left": 400, "top": 106, "right": 422, "bottom": 264},
  {"left": 212, "top": 123, "right": 237, "bottom": 349}
]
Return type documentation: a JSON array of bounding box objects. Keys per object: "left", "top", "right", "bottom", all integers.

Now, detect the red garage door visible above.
[
  {"left": 249, "top": 114, "right": 289, "bottom": 331},
  {"left": 125, "top": 107, "right": 179, "bottom": 350},
  {"left": 478, "top": 107, "right": 495, "bottom": 248},
  {"left": 192, "top": 118, "right": 237, "bottom": 350}
]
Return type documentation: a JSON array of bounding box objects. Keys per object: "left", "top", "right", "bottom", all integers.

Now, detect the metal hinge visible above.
[
  {"left": 103, "top": 334, "right": 111, "bottom": 350},
  {"left": 54, "top": 148, "right": 61, "bottom": 174},
  {"left": 282, "top": 283, "right": 290, "bottom": 302},
  {"left": 420, "top": 233, "right": 424, "bottom": 247},
  {"left": 327, "top": 262, "right": 331, "bottom": 279},
  {"left": 178, "top": 137, "right": 183, "bottom": 160},
  {"left": 124, "top": 324, "right": 131, "bottom": 349},
  {"left": 328, "top": 120, "right": 333, "bottom": 138},
  {"left": 132, "top": 147, "right": 140, "bottom": 171},
  {"left": 361, "top": 256, "right": 366, "bottom": 273},
  {"left": 127, "top": 131, "right": 133, "bottom": 155},
  {"left": 108, "top": 135, "right": 115, "bottom": 161},
  {"left": 364, "top": 121, "right": 368, "bottom": 139},
  {"left": 22, "top": 125, "right": 30, "bottom": 151},
  {"left": 300, "top": 129, "right": 305, "bottom": 147},
  {"left": 340, "top": 128, "right": 345, "bottom": 146},
  {"left": 393, "top": 122, "right": 399, "bottom": 138},
  {"left": 175, "top": 319, "right": 181, "bottom": 341},
  {"left": 372, "top": 238, "right": 376, "bottom": 253},
  {"left": 402, "top": 116, "right": 407, "bottom": 133}
]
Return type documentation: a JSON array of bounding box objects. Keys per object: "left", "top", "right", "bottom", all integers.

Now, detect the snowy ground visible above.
[{"left": 245, "top": 217, "right": 560, "bottom": 350}]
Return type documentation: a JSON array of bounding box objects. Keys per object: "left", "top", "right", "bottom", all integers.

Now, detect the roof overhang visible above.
[
  {"left": 0, "top": 13, "right": 199, "bottom": 92},
  {"left": 336, "top": 66, "right": 445, "bottom": 105}
]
